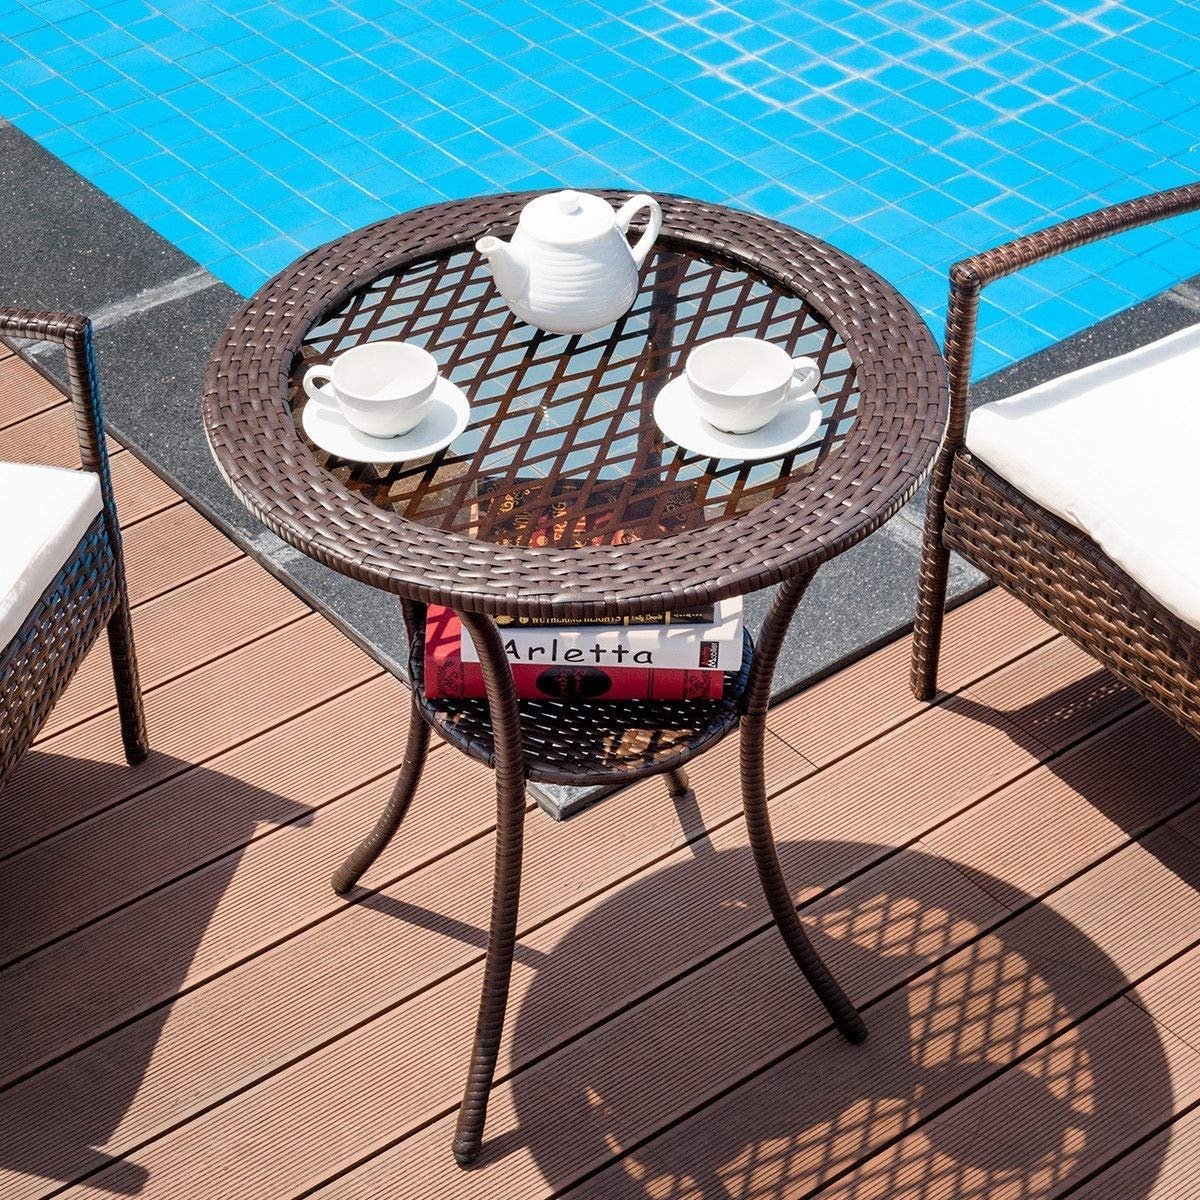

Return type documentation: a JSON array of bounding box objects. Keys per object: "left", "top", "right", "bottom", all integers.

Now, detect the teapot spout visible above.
[{"left": 476, "top": 235, "right": 529, "bottom": 305}]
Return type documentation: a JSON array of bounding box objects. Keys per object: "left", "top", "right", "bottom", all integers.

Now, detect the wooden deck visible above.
[{"left": 1, "top": 345, "right": 1198, "bottom": 1200}]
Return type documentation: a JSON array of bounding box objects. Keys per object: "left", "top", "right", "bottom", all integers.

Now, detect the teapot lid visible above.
[{"left": 518, "top": 190, "right": 619, "bottom": 244}]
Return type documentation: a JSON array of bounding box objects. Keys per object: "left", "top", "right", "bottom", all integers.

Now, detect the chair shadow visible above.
[
  {"left": 496, "top": 666, "right": 1196, "bottom": 1199},
  {"left": 0, "top": 748, "right": 313, "bottom": 1195},
  {"left": 939, "top": 661, "right": 1200, "bottom": 907}
]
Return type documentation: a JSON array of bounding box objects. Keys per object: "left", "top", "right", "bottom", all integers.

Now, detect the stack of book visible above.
[{"left": 423, "top": 477, "right": 743, "bottom": 702}]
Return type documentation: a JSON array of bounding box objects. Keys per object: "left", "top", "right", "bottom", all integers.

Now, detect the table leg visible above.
[
  {"left": 452, "top": 610, "right": 527, "bottom": 1167},
  {"left": 664, "top": 764, "right": 691, "bottom": 799},
  {"left": 740, "top": 575, "right": 868, "bottom": 1044},
  {"left": 331, "top": 691, "right": 431, "bottom": 895}
]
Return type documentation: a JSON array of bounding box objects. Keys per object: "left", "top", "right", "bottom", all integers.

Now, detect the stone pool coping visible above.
[{"left": 4, "top": 120, "right": 1197, "bottom": 815}]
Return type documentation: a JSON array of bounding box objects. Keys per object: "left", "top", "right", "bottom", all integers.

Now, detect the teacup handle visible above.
[
  {"left": 614, "top": 194, "right": 663, "bottom": 268},
  {"left": 303, "top": 366, "right": 337, "bottom": 406},
  {"left": 791, "top": 356, "right": 820, "bottom": 396}
]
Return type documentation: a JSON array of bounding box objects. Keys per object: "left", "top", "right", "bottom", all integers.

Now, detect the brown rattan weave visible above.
[
  {"left": 911, "top": 181, "right": 1200, "bottom": 741},
  {"left": 0, "top": 516, "right": 118, "bottom": 786},
  {"left": 0, "top": 308, "right": 147, "bottom": 794},
  {"left": 205, "top": 191, "right": 946, "bottom": 620},
  {"left": 409, "top": 613, "right": 754, "bottom": 787},
  {"left": 944, "top": 453, "right": 1200, "bottom": 733},
  {"left": 289, "top": 244, "right": 862, "bottom": 552},
  {"left": 203, "top": 192, "right": 946, "bottom": 1167}
]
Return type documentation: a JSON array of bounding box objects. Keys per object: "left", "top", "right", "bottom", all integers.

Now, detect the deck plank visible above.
[
  {"left": 804, "top": 941, "right": 1200, "bottom": 1200},
  {"left": 1068, "top": 1105, "right": 1200, "bottom": 1199},
  {"left": 3, "top": 614, "right": 381, "bottom": 854},
  {"left": 46, "top": 856, "right": 1005, "bottom": 1200},
  {"left": 37, "top": 555, "right": 309, "bottom": 742},
  {"left": 0, "top": 360, "right": 70, "bottom": 429},
  {"left": 0, "top": 384, "right": 177, "bottom": 527},
  {"left": 283, "top": 731, "right": 1200, "bottom": 1200},
  {"left": 770, "top": 585, "right": 1055, "bottom": 767},
  {"left": 925, "top": 704, "right": 1198, "bottom": 904},
  {"left": 0, "top": 397, "right": 118, "bottom": 466},
  {"left": 0, "top": 335, "right": 1193, "bottom": 1200},
  {"left": 0, "top": 679, "right": 468, "bottom": 1076},
  {"left": 106, "top": 446, "right": 182, "bottom": 525},
  {"left": 966, "top": 632, "right": 1135, "bottom": 754},
  {"left": 5, "top": 609, "right": 1187, "bottom": 1200},
  {"left": 116, "top": 500, "right": 243, "bottom": 608},
  {"left": 454, "top": 826, "right": 1200, "bottom": 1200},
  {"left": 0, "top": 725, "right": 808, "bottom": 1200},
  {"left": 6, "top": 638, "right": 1119, "bottom": 1199}
]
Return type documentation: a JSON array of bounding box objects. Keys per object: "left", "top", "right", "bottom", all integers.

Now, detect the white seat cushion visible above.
[
  {"left": 965, "top": 321, "right": 1200, "bottom": 629},
  {"left": 0, "top": 462, "right": 103, "bottom": 648}
]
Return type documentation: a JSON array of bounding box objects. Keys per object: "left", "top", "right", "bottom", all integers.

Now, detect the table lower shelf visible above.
[{"left": 409, "top": 625, "right": 753, "bottom": 791}]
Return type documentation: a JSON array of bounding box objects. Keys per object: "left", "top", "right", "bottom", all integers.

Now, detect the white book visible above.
[{"left": 460, "top": 596, "right": 744, "bottom": 673}]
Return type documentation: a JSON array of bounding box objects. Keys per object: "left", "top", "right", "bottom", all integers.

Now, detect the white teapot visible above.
[{"left": 475, "top": 190, "right": 663, "bottom": 336}]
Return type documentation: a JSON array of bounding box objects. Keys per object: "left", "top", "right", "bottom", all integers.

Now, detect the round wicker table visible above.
[{"left": 204, "top": 191, "right": 948, "bottom": 1167}]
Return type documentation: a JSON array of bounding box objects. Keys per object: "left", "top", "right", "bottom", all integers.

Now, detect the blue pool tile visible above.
[
  {"left": 4, "top": 57, "right": 58, "bottom": 88},
  {"left": 418, "top": 165, "right": 489, "bottom": 200},
  {"left": 4, "top": 0, "right": 1200, "bottom": 383},
  {"left": 154, "top": 209, "right": 217, "bottom": 254},
  {"left": 8, "top": 104, "right": 50, "bottom": 133},
  {"left": 87, "top": 76, "right": 148, "bottom": 112},
  {"left": 5, "top": 5, "right": 47, "bottom": 34},
  {"left": 941, "top": 171, "right": 1008, "bottom": 209},
  {"left": 822, "top": 184, "right": 890, "bottom": 221},
  {"left": 939, "top": 208, "right": 1011, "bottom": 248},
  {"left": 1126, "top": 49, "right": 1192, "bottom": 86},
  {"left": 37, "top": 124, "right": 92, "bottom": 159},
  {"left": 905, "top": 45, "right": 961, "bottom": 76},
  {"left": 209, "top": 253, "right": 270, "bottom": 294},
  {"left": 944, "top": 67, "right": 996, "bottom": 98},
  {"left": 897, "top": 225, "right": 969, "bottom": 270},
  {"left": 86, "top": 163, "right": 145, "bottom": 200},
  {"left": 11, "top": 25, "right": 68, "bottom": 58},
  {"left": 242, "top": 235, "right": 306, "bottom": 274},
  {"left": 290, "top": 214, "right": 353, "bottom": 248},
  {"left": 1023, "top": 295, "right": 1099, "bottom": 338}
]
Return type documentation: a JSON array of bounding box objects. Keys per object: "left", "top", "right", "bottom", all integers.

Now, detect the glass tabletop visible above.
[{"left": 290, "top": 240, "right": 860, "bottom": 551}]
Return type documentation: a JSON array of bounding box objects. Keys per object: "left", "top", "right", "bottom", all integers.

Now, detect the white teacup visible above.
[
  {"left": 685, "top": 337, "right": 820, "bottom": 435},
  {"left": 303, "top": 341, "right": 439, "bottom": 439}
]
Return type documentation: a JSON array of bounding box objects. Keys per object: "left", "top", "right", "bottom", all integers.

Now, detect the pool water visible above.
[{"left": 3, "top": 0, "right": 1200, "bottom": 378}]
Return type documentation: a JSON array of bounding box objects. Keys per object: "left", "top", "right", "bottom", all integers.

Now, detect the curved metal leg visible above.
[
  {"left": 914, "top": 264, "right": 978, "bottom": 704},
  {"left": 910, "top": 449, "right": 956, "bottom": 702},
  {"left": 107, "top": 590, "right": 148, "bottom": 765},
  {"left": 741, "top": 574, "right": 867, "bottom": 1044},
  {"left": 664, "top": 765, "right": 691, "bottom": 799},
  {"left": 331, "top": 693, "right": 431, "bottom": 895},
  {"left": 453, "top": 610, "right": 526, "bottom": 1167}
]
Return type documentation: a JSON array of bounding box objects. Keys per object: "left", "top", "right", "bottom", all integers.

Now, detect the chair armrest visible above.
[
  {"left": 0, "top": 306, "right": 117, "bottom": 520},
  {"left": 941, "top": 181, "right": 1200, "bottom": 453}
]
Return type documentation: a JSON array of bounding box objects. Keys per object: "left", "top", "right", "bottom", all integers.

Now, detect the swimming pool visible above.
[{"left": 2, "top": 0, "right": 1199, "bottom": 378}]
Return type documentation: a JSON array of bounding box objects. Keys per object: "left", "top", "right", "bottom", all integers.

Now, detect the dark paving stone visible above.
[
  {"left": 544, "top": 527, "right": 965, "bottom": 819},
  {"left": 0, "top": 123, "right": 409, "bottom": 680},
  {"left": 88, "top": 282, "right": 413, "bottom": 679},
  {"left": 4, "top": 119, "right": 1195, "bottom": 816},
  {"left": 0, "top": 124, "right": 194, "bottom": 310}
]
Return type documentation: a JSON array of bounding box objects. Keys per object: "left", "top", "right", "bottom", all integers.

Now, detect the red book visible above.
[{"left": 423, "top": 606, "right": 725, "bottom": 702}]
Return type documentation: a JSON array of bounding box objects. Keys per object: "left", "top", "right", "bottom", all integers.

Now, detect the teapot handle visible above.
[{"left": 614, "top": 194, "right": 663, "bottom": 268}]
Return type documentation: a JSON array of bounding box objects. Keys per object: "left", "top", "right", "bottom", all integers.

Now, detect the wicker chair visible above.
[
  {"left": 912, "top": 182, "right": 1200, "bottom": 738},
  {"left": 0, "top": 308, "right": 147, "bottom": 793}
]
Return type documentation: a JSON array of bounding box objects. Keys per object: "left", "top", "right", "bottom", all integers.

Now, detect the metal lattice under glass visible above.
[{"left": 293, "top": 240, "right": 860, "bottom": 548}]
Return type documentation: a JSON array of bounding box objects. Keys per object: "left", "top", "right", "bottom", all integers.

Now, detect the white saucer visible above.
[
  {"left": 301, "top": 375, "right": 470, "bottom": 463},
  {"left": 653, "top": 374, "right": 824, "bottom": 462}
]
